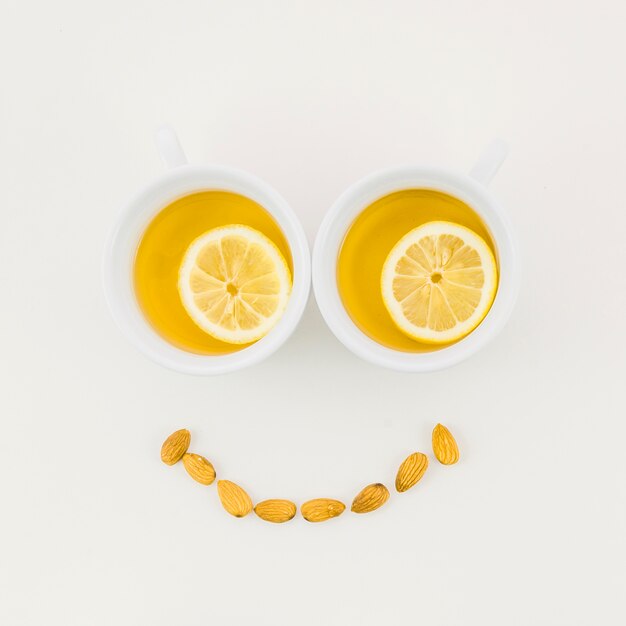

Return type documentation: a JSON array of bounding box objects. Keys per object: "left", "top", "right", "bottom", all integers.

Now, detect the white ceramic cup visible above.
[
  {"left": 312, "top": 140, "right": 520, "bottom": 372},
  {"left": 103, "top": 125, "right": 310, "bottom": 375}
]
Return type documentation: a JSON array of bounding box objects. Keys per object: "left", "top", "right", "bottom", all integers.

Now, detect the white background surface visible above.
[{"left": 1, "top": 1, "right": 625, "bottom": 624}]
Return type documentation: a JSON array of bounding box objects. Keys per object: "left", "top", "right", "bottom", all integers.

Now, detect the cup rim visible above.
[
  {"left": 103, "top": 163, "right": 311, "bottom": 375},
  {"left": 312, "top": 165, "right": 520, "bottom": 372}
]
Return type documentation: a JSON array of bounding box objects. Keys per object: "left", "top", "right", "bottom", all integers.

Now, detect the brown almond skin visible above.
[
  {"left": 217, "top": 480, "right": 253, "bottom": 518},
  {"left": 254, "top": 499, "right": 297, "bottom": 523},
  {"left": 301, "top": 498, "right": 346, "bottom": 523},
  {"left": 182, "top": 453, "right": 216, "bottom": 485},
  {"left": 395, "top": 452, "right": 429, "bottom": 492},
  {"left": 351, "top": 483, "right": 390, "bottom": 514},
  {"left": 160, "top": 429, "right": 191, "bottom": 465},
  {"left": 432, "top": 423, "right": 460, "bottom": 465}
]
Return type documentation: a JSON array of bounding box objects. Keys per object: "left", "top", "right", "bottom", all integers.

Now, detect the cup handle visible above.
[
  {"left": 469, "top": 138, "right": 509, "bottom": 187},
  {"left": 155, "top": 124, "right": 188, "bottom": 169}
]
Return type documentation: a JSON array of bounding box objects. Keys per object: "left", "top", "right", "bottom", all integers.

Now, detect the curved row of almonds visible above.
[{"left": 160, "top": 423, "right": 459, "bottom": 523}]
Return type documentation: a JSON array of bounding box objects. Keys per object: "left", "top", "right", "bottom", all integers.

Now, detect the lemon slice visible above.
[
  {"left": 381, "top": 221, "right": 497, "bottom": 344},
  {"left": 178, "top": 225, "right": 292, "bottom": 344}
]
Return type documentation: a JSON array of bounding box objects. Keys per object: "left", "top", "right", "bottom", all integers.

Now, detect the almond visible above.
[
  {"left": 254, "top": 499, "right": 297, "bottom": 523},
  {"left": 395, "top": 452, "right": 429, "bottom": 492},
  {"left": 432, "top": 423, "right": 459, "bottom": 465},
  {"left": 182, "top": 453, "right": 216, "bottom": 485},
  {"left": 160, "top": 429, "right": 191, "bottom": 465},
  {"left": 217, "top": 480, "right": 253, "bottom": 517},
  {"left": 351, "top": 483, "right": 390, "bottom": 514},
  {"left": 301, "top": 498, "right": 346, "bottom": 523}
]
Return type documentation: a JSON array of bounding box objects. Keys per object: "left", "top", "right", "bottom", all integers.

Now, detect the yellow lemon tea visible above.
[
  {"left": 337, "top": 189, "right": 498, "bottom": 352},
  {"left": 134, "top": 191, "right": 293, "bottom": 355}
]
